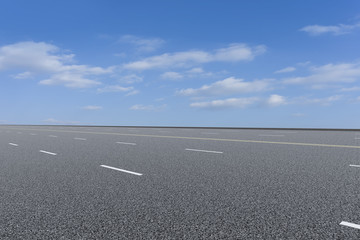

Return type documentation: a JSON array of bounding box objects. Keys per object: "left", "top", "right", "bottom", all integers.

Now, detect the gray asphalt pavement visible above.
[{"left": 1, "top": 125, "right": 360, "bottom": 239}]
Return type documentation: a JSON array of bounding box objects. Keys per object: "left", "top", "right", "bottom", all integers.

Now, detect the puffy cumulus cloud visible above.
[
  {"left": 130, "top": 104, "right": 166, "bottom": 111},
  {"left": 300, "top": 22, "right": 360, "bottom": 36},
  {"left": 0, "top": 41, "right": 68, "bottom": 72},
  {"left": 283, "top": 62, "right": 360, "bottom": 87},
  {"left": 123, "top": 43, "right": 266, "bottom": 70},
  {"left": 177, "top": 77, "right": 271, "bottom": 97},
  {"left": 267, "top": 94, "right": 287, "bottom": 106},
  {"left": 97, "top": 85, "right": 134, "bottom": 93},
  {"left": 83, "top": 105, "right": 102, "bottom": 110},
  {"left": 274, "top": 66, "right": 296, "bottom": 74},
  {"left": 0, "top": 41, "right": 113, "bottom": 88},
  {"left": 161, "top": 71, "right": 183, "bottom": 80},
  {"left": 119, "top": 35, "right": 165, "bottom": 52},
  {"left": 190, "top": 97, "right": 259, "bottom": 109}
]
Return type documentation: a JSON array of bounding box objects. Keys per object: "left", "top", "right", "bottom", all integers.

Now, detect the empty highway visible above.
[{"left": 1, "top": 125, "right": 360, "bottom": 239}]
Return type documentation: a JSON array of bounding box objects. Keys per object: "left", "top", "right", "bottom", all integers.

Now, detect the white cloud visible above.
[
  {"left": 267, "top": 94, "right": 286, "bottom": 106},
  {"left": 187, "top": 67, "right": 204, "bottom": 73},
  {"left": 97, "top": 85, "right": 134, "bottom": 93},
  {"left": 42, "top": 118, "right": 80, "bottom": 124},
  {"left": 283, "top": 62, "right": 360, "bottom": 86},
  {"left": 123, "top": 43, "right": 266, "bottom": 70},
  {"left": 83, "top": 105, "right": 102, "bottom": 110},
  {"left": 300, "top": 22, "right": 360, "bottom": 36},
  {"left": 294, "top": 95, "right": 342, "bottom": 106},
  {"left": 339, "top": 86, "right": 360, "bottom": 92},
  {"left": 119, "top": 74, "right": 143, "bottom": 84},
  {"left": 12, "top": 71, "right": 33, "bottom": 79},
  {"left": 130, "top": 104, "right": 166, "bottom": 111},
  {"left": 39, "top": 72, "right": 101, "bottom": 88},
  {"left": 161, "top": 71, "right": 183, "bottom": 80},
  {"left": 292, "top": 113, "right": 305, "bottom": 117},
  {"left": 0, "top": 41, "right": 113, "bottom": 88},
  {"left": 125, "top": 90, "right": 139, "bottom": 96},
  {"left": 177, "top": 77, "right": 271, "bottom": 97},
  {"left": 190, "top": 97, "right": 259, "bottom": 109},
  {"left": 274, "top": 67, "right": 296, "bottom": 74},
  {"left": 119, "top": 35, "right": 164, "bottom": 52}
]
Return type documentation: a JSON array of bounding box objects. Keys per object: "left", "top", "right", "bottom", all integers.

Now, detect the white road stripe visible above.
[
  {"left": 340, "top": 221, "right": 360, "bottom": 229},
  {"left": 49, "top": 135, "right": 58, "bottom": 138},
  {"left": 185, "top": 148, "right": 223, "bottom": 154},
  {"left": 100, "top": 165, "right": 142, "bottom": 176},
  {"left": 259, "top": 134, "right": 285, "bottom": 137},
  {"left": 74, "top": 137, "right": 86, "bottom": 140},
  {"left": 349, "top": 164, "right": 360, "bottom": 168},
  {"left": 116, "top": 141, "right": 137, "bottom": 145},
  {"left": 39, "top": 150, "right": 57, "bottom": 155},
  {"left": 9, "top": 143, "right": 18, "bottom": 146}
]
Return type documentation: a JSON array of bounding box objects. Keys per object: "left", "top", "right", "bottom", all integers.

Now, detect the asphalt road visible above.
[{"left": 1, "top": 125, "right": 360, "bottom": 239}]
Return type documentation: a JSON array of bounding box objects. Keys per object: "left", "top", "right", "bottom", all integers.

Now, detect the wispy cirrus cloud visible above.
[
  {"left": 119, "top": 35, "right": 165, "bottom": 52},
  {"left": 177, "top": 77, "right": 272, "bottom": 97},
  {"left": 130, "top": 104, "right": 166, "bottom": 111},
  {"left": 83, "top": 105, "right": 102, "bottom": 110},
  {"left": 274, "top": 66, "right": 296, "bottom": 74},
  {"left": 340, "top": 86, "right": 360, "bottom": 92},
  {"left": 283, "top": 62, "right": 360, "bottom": 88},
  {"left": 42, "top": 118, "right": 80, "bottom": 124},
  {"left": 293, "top": 95, "right": 342, "bottom": 106},
  {"left": 190, "top": 97, "right": 259, "bottom": 109},
  {"left": 97, "top": 85, "right": 134, "bottom": 93},
  {"left": 161, "top": 71, "right": 183, "bottom": 80},
  {"left": 300, "top": 22, "right": 360, "bottom": 36},
  {"left": 190, "top": 94, "right": 287, "bottom": 110},
  {"left": 123, "top": 43, "right": 266, "bottom": 70},
  {"left": 118, "top": 74, "right": 143, "bottom": 84},
  {"left": 0, "top": 41, "right": 113, "bottom": 88}
]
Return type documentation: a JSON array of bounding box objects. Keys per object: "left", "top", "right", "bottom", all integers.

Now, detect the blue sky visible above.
[{"left": 1, "top": 0, "right": 360, "bottom": 127}]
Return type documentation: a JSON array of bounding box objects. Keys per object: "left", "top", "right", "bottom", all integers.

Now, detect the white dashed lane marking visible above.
[
  {"left": 349, "top": 164, "right": 360, "bottom": 168},
  {"left": 100, "top": 165, "right": 143, "bottom": 176},
  {"left": 9, "top": 143, "right": 18, "bottom": 146},
  {"left": 116, "top": 142, "right": 137, "bottom": 145},
  {"left": 259, "top": 134, "right": 285, "bottom": 137},
  {"left": 39, "top": 150, "right": 57, "bottom": 155},
  {"left": 74, "top": 137, "right": 86, "bottom": 141},
  {"left": 340, "top": 221, "right": 360, "bottom": 229},
  {"left": 185, "top": 148, "right": 223, "bottom": 154}
]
